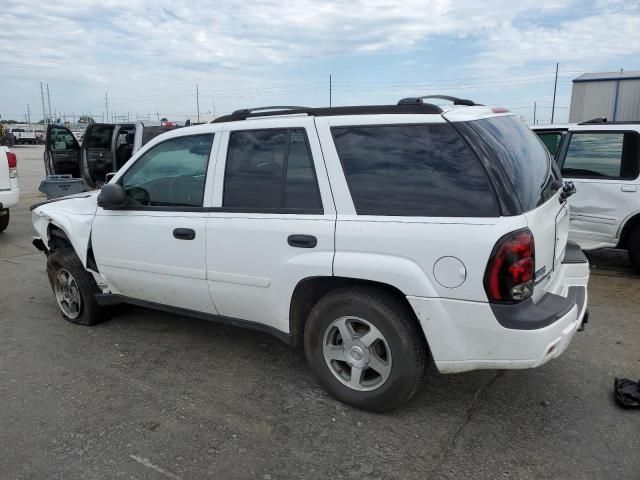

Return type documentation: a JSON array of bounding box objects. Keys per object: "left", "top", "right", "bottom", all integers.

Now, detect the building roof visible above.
[{"left": 573, "top": 71, "right": 640, "bottom": 83}]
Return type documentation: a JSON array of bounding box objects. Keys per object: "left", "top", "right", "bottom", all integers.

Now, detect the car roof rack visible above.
[
  {"left": 212, "top": 103, "right": 443, "bottom": 123},
  {"left": 397, "top": 95, "right": 478, "bottom": 106}
]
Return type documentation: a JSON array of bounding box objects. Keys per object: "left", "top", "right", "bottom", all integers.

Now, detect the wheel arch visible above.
[
  {"left": 288, "top": 276, "right": 428, "bottom": 348},
  {"left": 617, "top": 211, "right": 640, "bottom": 249}
]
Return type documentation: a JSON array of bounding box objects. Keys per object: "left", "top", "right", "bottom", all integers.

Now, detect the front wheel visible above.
[
  {"left": 628, "top": 225, "right": 640, "bottom": 272},
  {"left": 46, "top": 247, "right": 105, "bottom": 325},
  {"left": 0, "top": 209, "right": 9, "bottom": 232},
  {"left": 304, "top": 286, "right": 427, "bottom": 412}
]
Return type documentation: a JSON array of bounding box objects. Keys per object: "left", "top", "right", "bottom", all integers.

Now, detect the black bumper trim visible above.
[
  {"left": 562, "top": 241, "right": 588, "bottom": 264},
  {"left": 491, "top": 286, "right": 586, "bottom": 330}
]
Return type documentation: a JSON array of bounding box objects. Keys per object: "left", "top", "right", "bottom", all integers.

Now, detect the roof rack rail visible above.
[
  {"left": 212, "top": 103, "right": 444, "bottom": 123},
  {"left": 579, "top": 117, "right": 607, "bottom": 125},
  {"left": 398, "top": 95, "right": 477, "bottom": 106}
]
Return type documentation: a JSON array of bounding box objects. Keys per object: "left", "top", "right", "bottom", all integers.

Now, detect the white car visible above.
[
  {"left": 533, "top": 121, "right": 640, "bottom": 270},
  {"left": 0, "top": 146, "right": 19, "bottom": 232},
  {"left": 9, "top": 127, "right": 37, "bottom": 145},
  {"left": 31, "top": 98, "right": 590, "bottom": 411}
]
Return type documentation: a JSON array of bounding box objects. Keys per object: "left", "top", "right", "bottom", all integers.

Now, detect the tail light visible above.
[
  {"left": 6, "top": 151, "right": 17, "bottom": 178},
  {"left": 484, "top": 229, "right": 535, "bottom": 303},
  {"left": 161, "top": 121, "right": 176, "bottom": 128}
]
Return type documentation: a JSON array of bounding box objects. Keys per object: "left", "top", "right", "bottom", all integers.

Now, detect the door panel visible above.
[
  {"left": 92, "top": 132, "right": 217, "bottom": 313},
  {"left": 45, "top": 124, "right": 80, "bottom": 176},
  {"left": 206, "top": 119, "right": 336, "bottom": 333},
  {"left": 92, "top": 211, "right": 215, "bottom": 313},
  {"left": 560, "top": 130, "right": 640, "bottom": 247},
  {"left": 206, "top": 214, "right": 334, "bottom": 330}
]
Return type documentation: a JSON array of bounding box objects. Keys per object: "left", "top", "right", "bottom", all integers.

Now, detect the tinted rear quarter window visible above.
[
  {"left": 468, "top": 116, "right": 553, "bottom": 211},
  {"left": 331, "top": 123, "right": 498, "bottom": 217}
]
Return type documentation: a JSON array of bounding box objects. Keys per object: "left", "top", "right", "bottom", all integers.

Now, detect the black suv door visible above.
[{"left": 45, "top": 125, "right": 81, "bottom": 177}]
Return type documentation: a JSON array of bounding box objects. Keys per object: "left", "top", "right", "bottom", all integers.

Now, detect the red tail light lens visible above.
[
  {"left": 6, "top": 151, "right": 17, "bottom": 178},
  {"left": 484, "top": 229, "right": 535, "bottom": 303}
]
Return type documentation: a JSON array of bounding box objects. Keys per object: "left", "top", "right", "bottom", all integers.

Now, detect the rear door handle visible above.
[
  {"left": 173, "top": 228, "right": 196, "bottom": 240},
  {"left": 621, "top": 185, "right": 638, "bottom": 193},
  {"left": 288, "top": 234, "right": 317, "bottom": 248}
]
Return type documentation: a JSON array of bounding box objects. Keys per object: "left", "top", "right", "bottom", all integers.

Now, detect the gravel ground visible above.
[{"left": 1, "top": 145, "right": 639, "bottom": 480}]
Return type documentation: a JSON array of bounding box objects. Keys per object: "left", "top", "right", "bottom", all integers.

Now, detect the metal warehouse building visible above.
[{"left": 569, "top": 71, "right": 640, "bottom": 123}]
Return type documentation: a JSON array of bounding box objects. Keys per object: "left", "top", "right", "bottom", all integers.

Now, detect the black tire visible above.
[
  {"left": 46, "top": 247, "right": 105, "bottom": 326},
  {"left": 304, "top": 286, "right": 427, "bottom": 412},
  {"left": 628, "top": 225, "right": 640, "bottom": 272},
  {"left": 0, "top": 209, "right": 9, "bottom": 232}
]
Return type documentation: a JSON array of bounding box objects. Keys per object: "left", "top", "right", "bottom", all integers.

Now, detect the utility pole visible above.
[
  {"left": 212, "top": 98, "right": 216, "bottom": 118},
  {"left": 40, "top": 82, "right": 47, "bottom": 126},
  {"left": 329, "top": 74, "right": 332, "bottom": 107},
  {"left": 105, "top": 92, "right": 110, "bottom": 123},
  {"left": 533, "top": 101, "right": 537, "bottom": 125},
  {"left": 551, "top": 62, "right": 558, "bottom": 123},
  {"left": 26, "top": 104, "right": 31, "bottom": 125},
  {"left": 46, "top": 84, "right": 53, "bottom": 124},
  {"left": 196, "top": 84, "right": 200, "bottom": 123},
  {"left": 156, "top": 111, "right": 160, "bottom": 120}
]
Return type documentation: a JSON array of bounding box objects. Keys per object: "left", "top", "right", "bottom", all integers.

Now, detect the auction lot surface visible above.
[{"left": 1, "top": 146, "right": 639, "bottom": 480}]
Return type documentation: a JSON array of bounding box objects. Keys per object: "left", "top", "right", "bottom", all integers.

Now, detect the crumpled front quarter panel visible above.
[{"left": 32, "top": 193, "right": 99, "bottom": 266}]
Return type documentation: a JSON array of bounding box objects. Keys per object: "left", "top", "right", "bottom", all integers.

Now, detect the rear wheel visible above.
[
  {"left": 0, "top": 209, "right": 9, "bottom": 232},
  {"left": 628, "top": 225, "right": 640, "bottom": 272},
  {"left": 304, "top": 286, "right": 426, "bottom": 412},
  {"left": 47, "top": 247, "right": 105, "bottom": 325}
]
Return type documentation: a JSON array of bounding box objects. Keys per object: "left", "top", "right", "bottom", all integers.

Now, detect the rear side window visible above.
[
  {"left": 331, "top": 124, "right": 498, "bottom": 217},
  {"left": 561, "top": 132, "right": 639, "bottom": 180},
  {"left": 536, "top": 131, "right": 565, "bottom": 157},
  {"left": 223, "top": 128, "right": 322, "bottom": 212},
  {"left": 468, "top": 116, "right": 554, "bottom": 211},
  {"left": 85, "top": 125, "right": 114, "bottom": 149}
]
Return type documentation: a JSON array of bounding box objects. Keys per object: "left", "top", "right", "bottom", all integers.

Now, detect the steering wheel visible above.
[{"left": 125, "top": 186, "right": 151, "bottom": 206}]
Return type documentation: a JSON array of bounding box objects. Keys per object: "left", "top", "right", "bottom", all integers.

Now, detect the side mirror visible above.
[
  {"left": 105, "top": 172, "right": 117, "bottom": 183},
  {"left": 97, "top": 183, "right": 127, "bottom": 209}
]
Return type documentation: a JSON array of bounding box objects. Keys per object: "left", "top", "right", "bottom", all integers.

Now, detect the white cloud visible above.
[{"left": 0, "top": 0, "right": 637, "bottom": 119}]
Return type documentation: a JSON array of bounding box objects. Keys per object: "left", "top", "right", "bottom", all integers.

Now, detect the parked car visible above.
[
  {"left": 44, "top": 120, "right": 185, "bottom": 188},
  {"left": 0, "top": 146, "right": 19, "bottom": 232},
  {"left": 9, "top": 127, "right": 37, "bottom": 145},
  {"left": 35, "top": 130, "right": 46, "bottom": 144},
  {"left": 31, "top": 98, "right": 590, "bottom": 411},
  {"left": 532, "top": 120, "right": 640, "bottom": 270}
]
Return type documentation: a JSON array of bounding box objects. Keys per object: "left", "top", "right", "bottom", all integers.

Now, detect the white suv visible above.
[
  {"left": 533, "top": 121, "right": 640, "bottom": 270},
  {"left": 0, "top": 146, "right": 19, "bottom": 232},
  {"left": 31, "top": 98, "right": 590, "bottom": 411}
]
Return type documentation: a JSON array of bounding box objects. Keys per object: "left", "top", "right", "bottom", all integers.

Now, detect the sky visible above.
[{"left": 1, "top": 0, "right": 639, "bottom": 124}]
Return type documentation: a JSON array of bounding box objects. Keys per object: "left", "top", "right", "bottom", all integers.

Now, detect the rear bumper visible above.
[
  {"left": 408, "top": 247, "right": 590, "bottom": 374},
  {"left": 0, "top": 188, "right": 20, "bottom": 209}
]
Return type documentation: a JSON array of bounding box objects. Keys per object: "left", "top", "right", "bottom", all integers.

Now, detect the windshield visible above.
[{"left": 468, "top": 116, "right": 556, "bottom": 211}]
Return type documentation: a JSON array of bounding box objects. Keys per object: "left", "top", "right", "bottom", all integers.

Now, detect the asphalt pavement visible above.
[{"left": 1, "top": 145, "right": 639, "bottom": 479}]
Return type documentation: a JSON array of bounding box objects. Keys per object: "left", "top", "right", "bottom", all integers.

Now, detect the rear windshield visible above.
[
  {"left": 468, "top": 116, "right": 554, "bottom": 211},
  {"left": 142, "top": 126, "right": 179, "bottom": 146},
  {"left": 85, "top": 125, "right": 114, "bottom": 149},
  {"left": 331, "top": 123, "right": 498, "bottom": 217}
]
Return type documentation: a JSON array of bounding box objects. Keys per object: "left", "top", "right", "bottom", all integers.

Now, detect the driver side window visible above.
[{"left": 120, "top": 133, "right": 214, "bottom": 208}]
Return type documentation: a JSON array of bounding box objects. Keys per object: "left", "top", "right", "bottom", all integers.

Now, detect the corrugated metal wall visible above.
[
  {"left": 615, "top": 79, "right": 640, "bottom": 121},
  {"left": 569, "top": 79, "right": 640, "bottom": 122}
]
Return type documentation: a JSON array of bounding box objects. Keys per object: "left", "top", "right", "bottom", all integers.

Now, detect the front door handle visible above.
[
  {"left": 288, "top": 234, "right": 317, "bottom": 248},
  {"left": 621, "top": 185, "right": 638, "bottom": 193},
  {"left": 173, "top": 228, "right": 196, "bottom": 240}
]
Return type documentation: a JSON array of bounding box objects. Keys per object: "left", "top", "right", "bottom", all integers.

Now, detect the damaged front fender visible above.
[{"left": 31, "top": 192, "right": 99, "bottom": 267}]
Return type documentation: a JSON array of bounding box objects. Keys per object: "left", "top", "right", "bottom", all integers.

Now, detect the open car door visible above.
[
  {"left": 45, "top": 124, "right": 81, "bottom": 177},
  {"left": 81, "top": 123, "right": 117, "bottom": 189}
]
